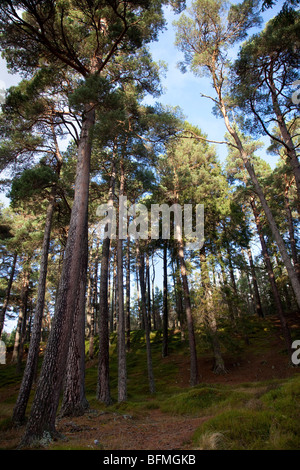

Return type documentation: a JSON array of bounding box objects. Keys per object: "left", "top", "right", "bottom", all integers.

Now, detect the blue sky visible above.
[
  {"left": 146, "top": 0, "right": 284, "bottom": 165},
  {"left": 0, "top": 1, "right": 286, "bottom": 208},
  {"left": 0, "top": 2, "right": 284, "bottom": 178},
  {"left": 0, "top": 0, "right": 288, "bottom": 333},
  {"left": 0, "top": 1, "right": 284, "bottom": 168}
]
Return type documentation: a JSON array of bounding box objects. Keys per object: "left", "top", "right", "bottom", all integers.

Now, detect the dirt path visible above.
[
  {"left": 1, "top": 312, "right": 300, "bottom": 450},
  {"left": 0, "top": 408, "right": 208, "bottom": 450},
  {"left": 53, "top": 409, "right": 208, "bottom": 450}
]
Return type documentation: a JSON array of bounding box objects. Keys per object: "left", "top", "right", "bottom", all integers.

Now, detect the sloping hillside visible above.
[{"left": 1, "top": 313, "right": 300, "bottom": 450}]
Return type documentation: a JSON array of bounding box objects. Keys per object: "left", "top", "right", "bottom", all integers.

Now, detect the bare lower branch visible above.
[
  {"left": 181, "top": 129, "right": 238, "bottom": 148},
  {"left": 199, "top": 93, "right": 220, "bottom": 106}
]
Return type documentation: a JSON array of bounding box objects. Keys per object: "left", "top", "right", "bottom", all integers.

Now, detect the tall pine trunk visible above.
[
  {"left": 284, "top": 175, "right": 300, "bottom": 280},
  {"left": 117, "top": 158, "right": 127, "bottom": 402},
  {"left": 86, "top": 269, "right": 94, "bottom": 359},
  {"left": 20, "top": 104, "right": 95, "bottom": 447},
  {"left": 247, "top": 247, "right": 264, "bottom": 318},
  {"left": 200, "top": 248, "right": 226, "bottom": 375},
  {"left": 60, "top": 215, "right": 89, "bottom": 417},
  {"left": 137, "top": 242, "right": 155, "bottom": 394},
  {"left": 97, "top": 158, "right": 116, "bottom": 405},
  {"left": 219, "top": 95, "right": 300, "bottom": 311},
  {"left": 0, "top": 251, "right": 17, "bottom": 338},
  {"left": 12, "top": 192, "right": 56, "bottom": 425},
  {"left": 177, "top": 237, "right": 199, "bottom": 386},
  {"left": 268, "top": 68, "right": 300, "bottom": 214},
  {"left": 175, "top": 255, "right": 185, "bottom": 340},
  {"left": 162, "top": 242, "right": 168, "bottom": 357},
  {"left": 218, "top": 253, "right": 236, "bottom": 325},
  {"left": 151, "top": 255, "right": 157, "bottom": 331},
  {"left": 126, "top": 232, "right": 131, "bottom": 351},
  {"left": 89, "top": 241, "right": 99, "bottom": 359},
  {"left": 12, "top": 267, "right": 30, "bottom": 371},
  {"left": 135, "top": 241, "right": 142, "bottom": 329},
  {"left": 146, "top": 249, "right": 151, "bottom": 330},
  {"left": 250, "top": 197, "right": 293, "bottom": 359}
]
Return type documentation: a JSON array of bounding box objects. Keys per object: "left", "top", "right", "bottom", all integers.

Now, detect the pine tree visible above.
[
  {"left": 232, "top": 9, "right": 300, "bottom": 211},
  {"left": 0, "top": 0, "right": 172, "bottom": 445},
  {"left": 174, "top": 0, "right": 300, "bottom": 311}
]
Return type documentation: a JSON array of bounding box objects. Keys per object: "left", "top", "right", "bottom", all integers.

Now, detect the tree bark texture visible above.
[
  {"left": 20, "top": 104, "right": 95, "bottom": 447},
  {"left": 0, "top": 251, "right": 17, "bottom": 338},
  {"left": 126, "top": 232, "right": 131, "bottom": 351},
  {"left": 138, "top": 243, "right": 155, "bottom": 394},
  {"left": 219, "top": 96, "right": 300, "bottom": 311},
  {"left": 12, "top": 267, "right": 30, "bottom": 371},
  {"left": 251, "top": 197, "right": 293, "bottom": 358},
  {"left": 117, "top": 158, "right": 127, "bottom": 402},
  {"left": 177, "top": 238, "right": 199, "bottom": 386},
  {"left": 200, "top": 248, "right": 227, "bottom": 375},
  {"left": 247, "top": 247, "right": 264, "bottom": 318},
  {"left": 60, "top": 215, "right": 89, "bottom": 417},
  {"left": 162, "top": 242, "right": 168, "bottom": 358},
  {"left": 12, "top": 193, "right": 56, "bottom": 425},
  {"left": 97, "top": 158, "right": 115, "bottom": 405}
]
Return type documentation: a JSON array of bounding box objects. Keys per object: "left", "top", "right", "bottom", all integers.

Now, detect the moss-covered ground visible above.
[{"left": 1, "top": 313, "right": 300, "bottom": 450}]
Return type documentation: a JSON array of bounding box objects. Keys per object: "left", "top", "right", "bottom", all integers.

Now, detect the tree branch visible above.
[{"left": 181, "top": 129, "right": 239, "bottom": 148}]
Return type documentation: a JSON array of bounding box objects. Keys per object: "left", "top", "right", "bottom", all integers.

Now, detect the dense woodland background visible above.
[{"left": 0, "top": 0, "right": 300, "bottom": 450}]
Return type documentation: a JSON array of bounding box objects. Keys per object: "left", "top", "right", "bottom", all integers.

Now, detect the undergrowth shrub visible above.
[{"left": 193, "top": 376, "right": 300, "bottom": 450}]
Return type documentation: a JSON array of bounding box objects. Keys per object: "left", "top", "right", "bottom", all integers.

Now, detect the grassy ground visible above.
[{"left": 1, "top": 313, "right": 300, "bottom": 450}]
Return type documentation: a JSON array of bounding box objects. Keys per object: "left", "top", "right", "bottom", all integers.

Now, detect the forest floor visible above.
[{"left": 1, "top": 312, "right": 300, "bottom": 450}]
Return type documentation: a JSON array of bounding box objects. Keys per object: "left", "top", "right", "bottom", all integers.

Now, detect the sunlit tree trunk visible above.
[
  {"left": 12, "top": 267, "right": 30, "bottom": 372},
  {"left": 251, "top": 197, "right": 293, "bottom": 359},
  {"left": 21, "top": 104, "right": 95, "bottom": 446},
  {"left": 60, "top": 214, "right": 89, "bottom": 417},
  {"left": 220, "top": 94, "right": 300, "bottom": 311},
  {"left": 12, "top": 192, "right": 56, "bottom": 425},
  {"left": 200, "top": 248, "right": 227, "bottom": 375},
  {"left": 97, "top": 158, "right": 116, "bottom": 406},
  {"left": 137, "top": 241, "right": 155, "bottom": 394},
  {"left": 117, "top": 157, "right": 127, "bottom": 402},
  {"left": 247, "top": 247, "right": 264, "bottom": 318},
  {"left": 162, "top": 242, "right": 168, "bottom": 357},
  {"left": 177, "top": 236, "right": 199, "bottom": 386},
  {"left": 126, "top": 231, "right": 131, "bottom": 351},
  {"left": 284, "top": 175, "right": 300, "bottom": 280},
  {"left": 0, "top": 251, "right": 17, "bottom": 338}
]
